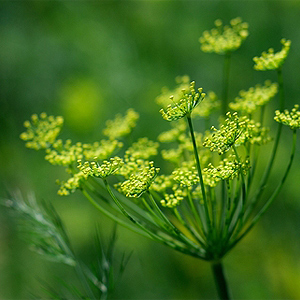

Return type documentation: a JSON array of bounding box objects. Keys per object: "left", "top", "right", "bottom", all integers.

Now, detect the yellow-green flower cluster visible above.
[
  {"left": 45, "top": 139, "right": 83, "bottom": 166},
  {"left": 151, "top": 175, "right": 174, "bottom": 193},
  {"left": 199, "top": 17, "right": 249, "bottom": 54},
  {"left": 172, "top": 162, "right": 199, "bottom": 188},
  {"left": 103, "top": 109, "right": 139, "bottom": 140},
  {"left": 156, "top": 76, "right": 191, "bottom": 108},
  {"left": 203, "top": 155, "right": 250, "bottom": 187},
  {"left": 274, "top": 105, "right": 300, "bottom": 130},
  {"left": 247, "top": 121, "right": 272, "bottom": 145},
  {"left": 125, "top": 137, "right": 159, "bottom": 160},
  {"left": 158, "top": 120, "right": 187, "bottom": 143},
  {"left": 57, "top": 171, "right": 88, "bottom": 196},
  {"left": 161, "top": 189, "right": 184, "bottom": 208},
  {"left": 192, "top": 91, "right": 220, "bottom": 118},
  {"left": 229, "top": 81, "right": 278, "bottom": 114},
  {"left": 20, "top": 113, "right": 64, "bottom": 150},
  {"left": 203, "top": 112, "right": 251, "bottom": 154},
  {"left": 77, "top": 157, "right": 124, "bottom": 179},
  {"left": 83, "top": 139, "right": 123, "bottom": 160},
  {"left": 119, "top": 161, "right": 160, "bottom": 198},
  {"left": 160, "top": 81, "right": 206, "bottom": 121},
  {"left": 253, "top": 39, "right": 291, "bottom": 71}
]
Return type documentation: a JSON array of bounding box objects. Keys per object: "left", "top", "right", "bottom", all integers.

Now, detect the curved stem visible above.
[
  {"left": 229, "top": 129, "right": 297, "bottom": 251},
  {"left": 245, "top": 68, "right": 285, "bottom": 219},
  {"left": 211, "top": 260, "right": 231, "bottom": 300}
]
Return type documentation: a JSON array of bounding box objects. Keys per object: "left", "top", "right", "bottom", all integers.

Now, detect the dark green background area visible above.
[{"left": 1, "top": 1, "right": 300, "bottom": 299}]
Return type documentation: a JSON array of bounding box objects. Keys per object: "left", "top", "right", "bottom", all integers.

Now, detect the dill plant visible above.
[{"left": 19, "top": 18, "right": 300, "bottom": 299}]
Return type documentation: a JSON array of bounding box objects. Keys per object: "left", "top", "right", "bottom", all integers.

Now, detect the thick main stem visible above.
[{"left": 211, "top": 261, "right": 231, "bottom": 300}]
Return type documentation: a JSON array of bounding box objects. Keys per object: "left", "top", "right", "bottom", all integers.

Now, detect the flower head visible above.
[
  {"left": 199, "top": 17, "right": 249, "bottom": 54},
  {"left": 103, "top": 109, "right": 139, "bottom": 140},
  {"left": 156, "top": 75, "right": 191, "bottom": 108},
  {"left": 172, "top": 162, "right": 199, "bottom": 188},
  {"left": 160, "top": 189, "right": 184, "bottom": 208},
  {"left": 78, "top": 156, "right": 124, "bottom": 179},
  {"left": 160, "top": 81, "right": 205, "bottom": 121},
  {"left": 203, "top": 155, "right": 250, "bottom": 187},
  {"left": 203, "top": 112, "right": 252, "bottom": 154},
  {"left": 253, "top": 39, "right": 291, "bottom": 71},
  {"left": 119, "top": 161, "right": 160, "bottom": 198},
  {"left": 229, "top": 81, "right": 278, "bottom": 114},
  {"left": 125, "top": 137, "right": 159, "bottom": 160},
  {"left": 20, "top": 113, "right": 64, "bottom": 150},
  {"left": 274, "top": 105, "right": 300, "bottom": 129}
]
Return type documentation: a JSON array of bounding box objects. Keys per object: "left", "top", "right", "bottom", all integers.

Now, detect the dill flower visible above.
[
  {"left": 151, "top": 175, "right": 174, "bottom": 193},
  {"left": 253, "top": 39, "right": 291, "bottom": 71},
  {"left": 229, "top": 81, "right": 278, "bottom": 114},
  {"left": 160, "top": 81, "right": 206, "bottom": 121},
  {"left": 156, "top": 75, "right": 191, "bottom": 108},
  {"left": 78, "top": 157, "right": 124, "bottom": 179},
  {"left": 203, "top": 155, "right": 250, "bottom": 187},
  {"left": 160, "top": 189, "right": 184, "bottom": 208},
  {"left": 45, "top": 139, "right": 84, "bottom": 166},
  {"left": 203, "top": 112, "right": 252, "bottom": 154},
  {"left": 103, "top": 109, "right": 139, "bottom": 140},
  {"left": 57, "top": 171, "right": 89, "bottom": 196},
  {"left": 119, "top": 161, "right": 160, "bottom": 198},
  {"left": 20, "top": 113, "right": 64, "bottom": 150},
  {"left": 172, "top": 162, "right": 199, "bottom": 188},
  {"left": 199, "top": 17, "right": 249, "bottom": 54},
  {"left": 158, "top": 120, "right": 187, "bottom": 143},
  {"left": 125, "top": 137, "right": 159, "bottom": 160},
  {"left": 83, "top": 139, "right": 123, "bottom": 160},
  {"left": 274, "top": 105, "right": 300, "bottom": 129},
  {"left": 192, "top": 91, "right": 220, "bottom": 118}
]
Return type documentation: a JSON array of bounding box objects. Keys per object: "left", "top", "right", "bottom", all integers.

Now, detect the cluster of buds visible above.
[
  {"left": 172, "top": 162, "right": 200, "bottom": 188},
  {"left": 119, "top": 161, "right": 160, "bottom": 198},
  {"left": 78, "top": 157, "right": 124, "bottom": 179},
  {"left": 199, "top": 17, "right": 249, "bottom": 54},
  {"left": 103, "top": 108, "right": 139, "bottom": 140},
  {"left": 229, "top": 81, "right": 278, "bottom": 114},
  {"left": 57, "top": 171, "right": 88, "bottom": 196},
  {"left": 45, "top": 139, "right": 83, "bottom": 166},
  {"left": 160, "top": 81, "right": 206, "bottom": 121},
  {"left": 161, "top": 189, "right": 184, "bottom": 208},
  {"left": 203, "top": 155, "right": 250, "bottom": 187},
  {"left": 274, "top": 105, "right": 300, "bottom": 130},
  {"left": 253, "top": 39, "right": 291, "bottom": 71},
  {"left": 203, "top": 112, "right": 252, "bottom": 154},
  {"left": 20, "top": 113, "right": 64, "bottom": 150},
  {"left": 125, "top": 137, "right": 159, "bottom": 160}
]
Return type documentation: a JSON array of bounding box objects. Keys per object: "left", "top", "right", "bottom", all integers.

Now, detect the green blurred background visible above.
[{"left": 1, "top": 1, "right": 300, "bottom": 299}]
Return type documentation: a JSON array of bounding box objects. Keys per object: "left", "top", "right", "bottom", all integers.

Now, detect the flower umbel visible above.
[
  {"left": 199, "top": 17, "right": 249, "bottom": 54},
  {"left": 253, "top": 39, "right": 291, "bottom": 71},
  {"left": 229, "top": 81, "right": 278, "bottom": 114},
  {"left": 78, "top": 157, "right": 124, "bottom": 179},
  {"left": 274, "top": 105, "right": 300, "bottom": 129},
  {"left": 203, "top": 112, "right": 252, "bottom": 154},
  {"left": 119, "top": 161, "right": 160, "bottom": 198},
  {"left": 160, "top": 81, "right": 205, "bottom": 121},
  {"left": 20, "top": 113, "right": 64, "bottom": 150}
]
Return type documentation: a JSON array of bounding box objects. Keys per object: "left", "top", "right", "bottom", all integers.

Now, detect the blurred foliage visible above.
[{"left": 1, "top": 1, "right": 300, "bottom": 299}]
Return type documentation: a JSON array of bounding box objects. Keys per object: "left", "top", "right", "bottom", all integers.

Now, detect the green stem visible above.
[
  {"left": 245, "top": 68, "right": 285, "bottom": 219},
  {"left": 229, "top": 129, "right": 297, "bottom": 251},
  {"left": 186, "top": 115, "right": 211, "bottom": 233},
  {"left": 222, "top": 52, "right": 231, "bottom": 115},
  {"left": 211, "top": 261, "right": 231, "bottom": 300}
]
